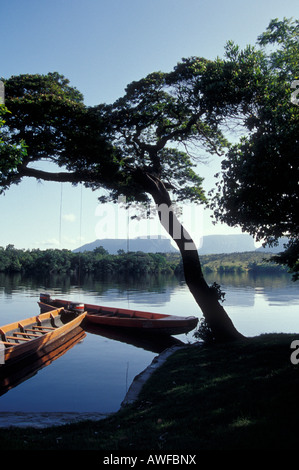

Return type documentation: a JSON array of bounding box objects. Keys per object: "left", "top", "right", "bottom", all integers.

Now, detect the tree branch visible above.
[{"left": 19, "top": 166, "right": 90, "bottom": 184}]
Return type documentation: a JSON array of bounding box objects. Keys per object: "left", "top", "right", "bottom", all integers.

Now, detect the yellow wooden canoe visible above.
[
  {"left": 0, "top": 327, "right": 86, "bottom": 396},
  {"left": 0, "top": 308, "right": 86, "bottom": 366}
]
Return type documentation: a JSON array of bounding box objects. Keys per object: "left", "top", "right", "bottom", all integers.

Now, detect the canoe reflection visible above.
[
  {"left": 84, "top": 324, "right": 184, "bottom": 353},
  {"left": 0, "top": 323, "right": 184, "bottom": 398},
  {"left": 0, "top": 327, "right": 86, "bottom": 397}
]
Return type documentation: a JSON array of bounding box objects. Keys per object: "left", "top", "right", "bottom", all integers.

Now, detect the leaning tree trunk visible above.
[{"left": 136, "top": 171, "right": 244, "bottom": 342}]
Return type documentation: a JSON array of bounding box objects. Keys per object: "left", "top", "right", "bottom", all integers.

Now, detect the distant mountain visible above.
[
  {"left": 256, "top": 237, "right": 289, "bottom": 254},
  {"left": 198, "top": 234, "right": 256, "bottom": 254},
  {"left": 74, "top": 234, "right": 257, "bottom": 255},
  {"left": 74, "top": 236, "right": 177, "bottom": 254}
]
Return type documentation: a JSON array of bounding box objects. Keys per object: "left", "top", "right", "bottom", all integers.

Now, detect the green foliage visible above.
[
  {"left": 0, "top": 106, "right": 27, "bottom": 192},
  {"left": 175, "top": 251, "right": 288, "bottom": 275},
  {"left": 209, "top": 282, "right": 226, "bottom": 302},
  {"left": 0, "top": 246, "right": 287, "bottom": 276},
  {"left": 271, "top": 239, "right": 299, "bottom": 281},
  {"left": 1, "top": 69, "right": 211, "bottom": 209},
  {"left": 0, "top": 245, "right": 177, "bottom": 275},
  {"left": 193, "top": 317, "right": 216, "bottom": 343},
  {"left": 211, "top": 18, "right": 299, "bottom": 277},
  {"left": 1, "top": 73, "right": 115, "bottom": 190}
]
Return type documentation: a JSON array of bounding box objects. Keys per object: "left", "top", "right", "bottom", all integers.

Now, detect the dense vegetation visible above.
[
  {"left": 0, "top": 245, "right": 288, "bottom": 276},
  {"left": 199, "top": 252, "right": 288, "bottom": 275},
  {"left": 0, "top": 245, "right": 177, "bottom": 275}
]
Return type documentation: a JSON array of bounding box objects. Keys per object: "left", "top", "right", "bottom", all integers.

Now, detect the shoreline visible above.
[{"left": 0, "top": 344, "right": 187, "bottom": 429}]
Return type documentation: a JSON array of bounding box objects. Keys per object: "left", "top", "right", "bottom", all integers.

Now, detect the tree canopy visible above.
[
  {"left": 0, "top": 53, "right": 263, "bottom": 207},
  {"left": 0, "top": 72, "right": 117, "bottom": 192},
  {"left": 0, "top": 105, "right": 28, "bottom": 187},
  {"left": 1, "top": 18, "right": 298, "bottom": 340},
  {"left": 211, "top": 18, "right": 299, "bottom": 278}
]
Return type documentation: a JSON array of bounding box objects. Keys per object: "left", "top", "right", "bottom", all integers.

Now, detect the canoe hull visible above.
[
  {"left": 38, "top": 296, "right": 198, "bottom": 335},
  {"left": 0, "top": 308, "right": 86, "bottom": 366},
  {"left": 86, "top": 314, "right": 197, "bottom": 335},
  {"left": 0, "top": 327, "right": 86, "bottom": 396}
]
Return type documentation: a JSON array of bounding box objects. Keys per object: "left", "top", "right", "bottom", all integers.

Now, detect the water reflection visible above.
[
  {"left": 0, "top": 327, "right": 86, "bottom": 397},
  {"left": 0, "top": 324, "right": 184, "bottom": 400},
  {"left": 205, "top": 271, "right": 298, "bottom": 290},
  {"left": 204, "top": 272, "right": 299, "bottom": 308},
  {"left": 0, "top": 271, "right": 298, "bottom": 415},
  {"left": 0, "top": 272, "right": 181, "bottom": 300},
  {"left": 85, "top": 325, "right": 184, "bottom": 354},
  {"left": 1, "top": 270, "right": 297, "bottom": 302}
]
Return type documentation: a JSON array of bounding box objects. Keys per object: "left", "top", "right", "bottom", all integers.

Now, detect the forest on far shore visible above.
[{"left": 0, "top": 245, "right": 288, "bottom": 276}]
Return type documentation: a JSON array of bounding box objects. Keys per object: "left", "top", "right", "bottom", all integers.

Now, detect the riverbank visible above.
[
  {"left": 0, "top": 333, "right": 298, "bottom": 451},
  {"left": 0, "top": 245, "right": 287, "bottom": 276}
]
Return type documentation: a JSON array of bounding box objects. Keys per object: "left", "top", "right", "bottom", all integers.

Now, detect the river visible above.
[{"left": 0, "top": 271, "right": 298, "bottom": 425}]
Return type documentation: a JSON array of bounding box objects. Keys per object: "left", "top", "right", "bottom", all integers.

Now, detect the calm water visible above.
[{"left": 0, "top": 271, "right": 298, "bottom": 419}]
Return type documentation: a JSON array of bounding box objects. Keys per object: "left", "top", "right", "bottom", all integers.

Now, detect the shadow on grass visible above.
[{"left": 0, "top": 333, "right": 299, "bottom": 450}]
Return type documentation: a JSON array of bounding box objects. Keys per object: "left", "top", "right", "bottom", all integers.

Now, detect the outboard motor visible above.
[
  {"left": 40, "top": 293, "right": 52, "bottom": 303},
  {"left": 69, "top": 302, "right": 85, "bottom": 315}
]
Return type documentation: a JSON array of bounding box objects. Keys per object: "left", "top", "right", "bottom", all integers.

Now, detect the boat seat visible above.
[
  {"left": 0, "top": 340, "right": 13, "bottom": 347},
  {"left": 33, "top": 326, "right": 55, "bottom": 330},
  {"left": 6, "top": 335, "right": 31, "bottom": 341},
  {"left": 25, "top": 328, "right": 47, "bottom": 334},
  {"left": 13, "top": 331, "right": 41, "bottom": 337},
  {"left": 27, "top": 330, "right": 46, "bottom": 335}
]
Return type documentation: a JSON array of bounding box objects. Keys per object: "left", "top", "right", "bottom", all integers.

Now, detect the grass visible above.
[{"left": 1, "top": 333, "right": 299, "bottom": 451}]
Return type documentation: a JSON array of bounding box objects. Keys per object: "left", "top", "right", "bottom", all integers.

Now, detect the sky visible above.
[{"left": 1, "top": 0, "right": 298, "bottom": 251}]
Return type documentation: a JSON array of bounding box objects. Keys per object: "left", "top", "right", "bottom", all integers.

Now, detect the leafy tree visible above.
[
  {"left": 211, "top": 18, "right": 299, "bottom": 279},
  {"left": 0, "top": 105, "right": 27, "bottom": 189},
  {"left": 3, "top": 20, "right": 296, "bottom": 339},
  {"left": 93, "top": 246, "right": 109, "bottom": 255},
  {"left": 0, "top": 72, "right": 117, "bottom": 191},
  {"left": 1, "top": 68, "right": 247, "bottom": 341}
]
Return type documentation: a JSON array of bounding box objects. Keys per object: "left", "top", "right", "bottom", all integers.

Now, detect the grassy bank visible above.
[{"left": 0, "top": 333, "right": 299, "bottom": 451}]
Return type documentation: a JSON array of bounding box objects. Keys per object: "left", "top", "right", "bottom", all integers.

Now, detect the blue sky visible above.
[{"left": 1, "top": 0, "right": 298, "bottom": 250}]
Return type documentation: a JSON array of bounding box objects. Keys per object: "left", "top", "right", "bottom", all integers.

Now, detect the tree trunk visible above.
[
  {"left": 136, "top": 170, "right": 244, "bottom": 342},
  {"left": 20, "top": 164, "right": 244, "bottom": 342}
]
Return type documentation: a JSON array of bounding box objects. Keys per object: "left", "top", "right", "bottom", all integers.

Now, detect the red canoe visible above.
[{"left": 39, "top": 294, "right": 198, "bottom": 336}]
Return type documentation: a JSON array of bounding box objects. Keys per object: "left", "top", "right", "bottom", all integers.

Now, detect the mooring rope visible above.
[{"left": 59, "top": 182, "right": 63, "bottom": 247}]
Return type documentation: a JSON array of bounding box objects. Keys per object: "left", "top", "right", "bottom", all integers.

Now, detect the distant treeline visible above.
[
  {"left": 0, "top": 245, "right": 288, "bottom": 276},
  {"left": 0, "top": 245, "right": 177, "bottom": 275},
  {"left": 200, "top": 251, "right": 288, "bottom": 275}
]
